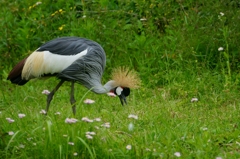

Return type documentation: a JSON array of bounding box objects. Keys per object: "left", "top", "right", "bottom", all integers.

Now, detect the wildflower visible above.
[
  {"left": 36, "top": 2, "right": 42, "bottom": 5},
  {"left": 84, "top": 99, "right": 95, "bottom": 104},
  {"left": 18, "top": 113, "right": 26, "bottom": 118},
  {"left": 27, "top": 137, "right": 33, "bottom": 141},
  {"left": 40, "top": 109, "right": 47, "bottom": 114},
  {"left": 126, "top": 145, "right": 132, "bottom": 150},
  {"left": 216, "top": 157, "right": 222, "bottom": 159},
  {"left": 81, "top": 117, "right": 94, "bottom": 123},
  {"left": 94, "top": 118, "right": 101, "bottom": 122},
  {"left": 59, "top": 26, "right": 63, "bottom": 31},
  {"left": 146, "top": 148, "right": 151, "bottom": 151},
  {"left": 55, "top": 112, "right": 61, "bottom": 115},
  {"left": 191, "top": 97, "right": 198, "bottom": 102},
  {"left": 73, "top": 152, "right": 78, "bottom": 156},
  {"left": 128, "top": 114, "right": 138, "bottom": 120},
  {"left": 107, "top": 92, "right": 116, "bottom": 97},
  {"left": 59, "top": 9, "right": 63, "bottom": 13},
  {"left": 8, "top": 131, "right": 14, "bottom": 135},
  {"left": 68, "top": 142, "right": 74, "bottom": 145},
  {"left": 95, "top": 126, "right": 99, "bottom": 129},
  {"left": 220, "top": 12, "right": 224, "bottom": 16},
  {"left": 86, "top": 134, "right": 93, "bottom": 139},
  {"left": 6, "top": 118, "right": 15, "bottom": 123},
  {"left": 201, "top": 127, "right": 208, "bottom": 131},
  {"left": 19, "top": 144, "right": 25, "bottom": 149},
  {"left": 86, "top": 131, "right": 96, "bottom": 136},
  {"left": 174, "top": 152, "right": 181, "bottom": 157},
  {"left": 82, "top": 15, "right": 86, "bottom": 18},
  {"left": 42, "top": 90, "right": 50, "bottom": 95},
  {"left": 65, "top": 118, "right": 78, "bottom": 124},
  {"left": 128, "top": 122, "right": 134, "bottom": 131},
  {"left": 218, "top": 47, "right": 224, "bottom": 51},
  {"left": 33, "top": 143, "right": 37, "bottom": 146},
  {"left": 140, "top": 18, "right": 147, "bottom": 21},
  {"left": 63, "top": 134, "right": 68, "bottom": 137},
  {"left": 101, "top": 122, "right": 110, "bottom": 128}
]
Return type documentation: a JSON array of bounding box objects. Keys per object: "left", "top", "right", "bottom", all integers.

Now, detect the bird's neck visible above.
[{"left": 92, "top": 80, "right": 117, "bottom": 94}]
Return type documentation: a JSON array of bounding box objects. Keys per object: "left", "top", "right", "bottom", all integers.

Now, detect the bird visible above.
[{"left": 7, "top": 37, "right": 140, "bottom": 115}]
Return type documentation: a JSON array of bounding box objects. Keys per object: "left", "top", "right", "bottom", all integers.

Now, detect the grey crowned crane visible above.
[{"left": 7, "top": 37, "right": 140, "bottom": 115}]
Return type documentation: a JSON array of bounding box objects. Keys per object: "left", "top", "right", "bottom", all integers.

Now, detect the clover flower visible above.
[
  {"left": 8, "top": 131, "right": 14, "bottom": 135},
  {"left": 18, "top": 113, "right": 26, "bottom": 118},
  {"left": 42, "top": 90, "right": 50, "bottom": 95},
  {"left": 174, "top": 152, "right": 181, "bottom": 157},
  {"left": 128, "top": 122, "right": 134, "bottom": 131},
  {"left": 40, "top": 109, "right": 47, "bottom": 114},
  {"left": 107, "top": 92, "right": 116, "bottom": 97},
  {"left": 101, "top": 122, "right": 110, "bottom": 128},
  {"left": 65, "top": 118, "right": 78, "bottom": 124},
  {"left": 191, "top": 97, "right": 198, "bottom": 102},
  {"left": 68, "top": 142, "right": 74, "bottom": 146},
  {"left": 84, "top": 99, "right": 95, "bottom": 104},
  {"left": 126, "top": 145, "right": 132, "bottom": 150},
  {"left": 81, "top": 117, "right": 94, "bottom": 123},
  {"left": 6, "top": 118, "right": 15, "bottom": 123},
  {"left": 128, "top": 114, "right": 138, "bottom": 120},
  {"left": 218, "top": 47, "right": 224, "bottom": 51},
  {"left": 73, "top": 152, "right": 78, "bottom": 156}
]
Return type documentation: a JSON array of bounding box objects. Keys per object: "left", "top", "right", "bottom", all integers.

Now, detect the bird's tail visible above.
[{"left": 7, "top": 57, "right": 29, "bottom": 85}]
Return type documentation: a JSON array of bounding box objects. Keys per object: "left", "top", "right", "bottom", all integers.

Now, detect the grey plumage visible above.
[{"left": 38, "top": 37, "right": 107, "bottom": 93}]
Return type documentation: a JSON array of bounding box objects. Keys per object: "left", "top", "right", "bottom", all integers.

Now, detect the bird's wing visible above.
[{"left": 37, "top": 37, "right": 91, "bottom": 55}]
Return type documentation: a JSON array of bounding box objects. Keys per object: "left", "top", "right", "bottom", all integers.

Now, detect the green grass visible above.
[
  {"left": 1, "top": 70, "right": 240, "bottom": 158},
  {"left": 1, "top": 0, "right": 240, "bottom": 158}
]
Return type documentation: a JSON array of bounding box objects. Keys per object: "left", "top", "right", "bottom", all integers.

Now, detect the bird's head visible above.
[{"left": 109, "top": 67, "right": 141, "bottom": 105}]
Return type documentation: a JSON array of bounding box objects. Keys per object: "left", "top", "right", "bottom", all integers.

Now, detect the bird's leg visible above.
[
  {"left": 46, "top": 80, "right": 64, "bottom": 114},
  {"left": 70, "top": 81, "right": 76, "bottom": 115}
]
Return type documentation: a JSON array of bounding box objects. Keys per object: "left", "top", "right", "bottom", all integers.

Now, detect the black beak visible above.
[{"left": 119, "top": 94, "right": 127, "bottom": 106}]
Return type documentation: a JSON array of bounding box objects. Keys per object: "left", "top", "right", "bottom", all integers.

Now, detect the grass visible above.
[{"left": 1, "top": 70, "right": 240, "bottom": 158}]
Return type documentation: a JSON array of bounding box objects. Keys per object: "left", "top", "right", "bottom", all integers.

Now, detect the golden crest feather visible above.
[{"left": 111, "top": 67, "right": 141, "bottom": 89}]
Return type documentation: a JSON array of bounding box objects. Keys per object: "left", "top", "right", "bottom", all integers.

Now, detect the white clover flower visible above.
[
  {"left": 126, "top": 145, "right": 132, "bottom": 150},
  {"left": 18, "top": 113, "right": 26, "bottom": 118},
  {"left": 145, "top": 148, "right": 151, "bottom": 151},
  {"left": 128, "top": 114, "right": 138, "bottom": 120},
  {"left": 19, "top": 144, "right": 25, "bottom": 149},
  {"left": 42, "top": 90, "right": 50, "bottom": 95},
  {"left": 191, "top": 97, "right": 198, "bottom": 102},
  {"left": 54, "top": 112, "right": 61, "bottom": 115},
  {"left": 63, "top": 134, "right": 68, "bottom": 137},
  {"left": 107, "top": 92, "right": 116, "bottom": 97},
  {"left": 220, "top": 12, "right": 224, "bottom": 16},
  {"left": 94, "top": 118, "right": 101, "bottom": 122},
  {"left": 65, "top": 118, "right": 78, "bottom": 124},
  {"left": 40, "top": 109, "right": 47, "bottom": 114},
  {"left": 101, "top": 122, "right": 110, "bottom": 128},
  {"left": 86, "top": 134, "right": 93, "bottom": 139},
  {"left": 6, "top": 118, "right": 15, "bottom": 123},
  {"left": 201, "top": 127, "right": 208, "bottom": 131},
  {"left": 86, "top": 131, "right": 96, "bottom": 136},
  {"left": 174, "top": 152, "right": 181, "bottom": 157},
  {"left": 73, "top": 152, "right": 78, "bottom": 156},
  {"left": 140, "top": 18, "right": 147, "bottom": 21},
  {"left": 84, "top": 99, "right": 95, "bottom": 104},
  {"left": 128, "top": 122, "right": 134, "bottom": 131},
  {"left": 81, "top": 117, "right": 94, "bottom": 123},
  {"left": 8, "top": 131, "right": 14, "bottom": 135},
  {"left": 218, "top": 47, "right": 224, "bottom": 51},
  {"left": 36, "top": 2, "right": 42, "bottom": 5},
  {"left": 68, "top": 142, "right": 74, "bottom": 145}
]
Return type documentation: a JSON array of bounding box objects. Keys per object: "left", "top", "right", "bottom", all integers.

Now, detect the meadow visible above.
[{"left": 1, "top": 0, "right": 240, "bottom": 158}]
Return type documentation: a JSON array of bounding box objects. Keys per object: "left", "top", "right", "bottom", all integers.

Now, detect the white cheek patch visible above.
[{"left": 116, "top": 87, "right": 123, "bottom": 96}]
